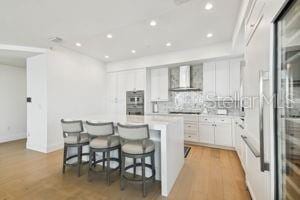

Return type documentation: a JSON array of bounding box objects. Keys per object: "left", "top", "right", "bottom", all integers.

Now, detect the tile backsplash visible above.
[{"left": 155, "top": 65, "right": 240, "bottom": 115}]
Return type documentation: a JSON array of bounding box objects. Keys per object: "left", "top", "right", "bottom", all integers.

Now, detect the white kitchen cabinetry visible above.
[
  {"left": 196, "top": 117, "right": 233, "bottom": 148},
  {"left": 215, "top": 60, "right": 230, "bottom": 97},
  {"left": 150, "top": 68, "right": 169, "bottom": 101},
  {"left": 107, "top": 69, "right": 146, "bottom": 115},
  {"left": 203, "top": 59, "right": 241, "bottom": 98},
  {"left": 183, "top": 115, "right": 199, "bottom": 142},
  {"left": 229, "top": 59, "right": 241, "bottom": 97},
  {"left": 134, "top": 69, "right": 146, "bottom": 91},
  {"left": 214, "top": 123, "right": 232, "bottom": 147},
  {"left": 203, "top": 62, "right": 216, "bottom": 96},
  {"left": 245, "top": 0, "right": 265, "bottom": 46},
  {"left": 198, "top": 123, "right": 215, "bottom": 144}
]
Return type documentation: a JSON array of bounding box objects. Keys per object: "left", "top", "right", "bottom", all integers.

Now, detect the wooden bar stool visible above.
[
  {"left": 61, "top": 119, "right": 89, "bottom": 177},
  {"left": 117, "top": 123, "right": 156, "bottom": 197},
  {"left": 85, "top": 121, "right": 121, "bottom": 185}
]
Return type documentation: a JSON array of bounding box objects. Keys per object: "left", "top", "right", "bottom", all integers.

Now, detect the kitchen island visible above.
[{"left": 68, "top": 114, "right": 184, "bottom": 197}]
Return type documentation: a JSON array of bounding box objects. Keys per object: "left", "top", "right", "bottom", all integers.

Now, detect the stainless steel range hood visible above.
[{"left": 169, "top": 65, "right": 201, "bottom": 91}]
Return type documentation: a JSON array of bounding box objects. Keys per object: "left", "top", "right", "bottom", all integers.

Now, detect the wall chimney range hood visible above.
[{"left": 169, "top": 65, "right": 201, "bottom": 92}]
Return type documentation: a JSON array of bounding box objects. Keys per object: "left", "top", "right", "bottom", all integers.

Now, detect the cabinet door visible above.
[
  {"left": 159, "top": 68, "right": 169, "bottom": 101},
  {"left": 203, "top": 62, "right": 216, "bottom": 96},
  {"left": 215, "top": 60, "right": 230, "bottom": 97},
  {"left": 245, "top": 0, "right": 265, "bottom": 45},
  {"left": 151, "top": 69, "right": 160, "bottom": 101},
  {"left": 198, "top": 123, "right": 215, "bottom": 144},
  {"left": 134, "top": 69, "right": 146, "bottom": 91},
  {"left": 107, "top": 72, "right": 118, "bottom": 114},
  {"left": 151, "top": 68, "right": 168, "bottom": 101},
  {"left": 214, "top": 123, "right": 232, "bottom": 147},
  {"left": 229, "top": 59, "right": 241, "bottom": 97}
]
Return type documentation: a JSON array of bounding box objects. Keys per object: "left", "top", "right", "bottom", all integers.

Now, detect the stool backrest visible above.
[
  {"left": 85, "top": 121, "right": 114, "bottom": 136},
  {"left": 117, "top": 123, "right": 149, "bottom": 140},
  {"left": 61, "top": 119, "right": 83, "bottom": 137}
]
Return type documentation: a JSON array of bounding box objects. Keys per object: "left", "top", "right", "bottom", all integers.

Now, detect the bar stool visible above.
[
  {"left": 85, "top": 121, "right": 121, "bottom": 185},
  {"left": 117, "top": 123, "right": 156, "bottom": 197},
  {"left": 61, "top": 119, "right": 89, "bottom": 177}
]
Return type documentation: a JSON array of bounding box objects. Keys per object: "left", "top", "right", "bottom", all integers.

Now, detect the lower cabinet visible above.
[
  {"left": 214, "top": 123, "right": 232, "bottom": 147},
  {"left": 184, "top": 116, "right": 234, "bottom": 148},
  {"left": 198, "top": 123, "right": 215, "bottom": 144}
]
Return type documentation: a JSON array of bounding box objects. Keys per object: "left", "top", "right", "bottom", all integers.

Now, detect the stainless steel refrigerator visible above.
[{"left": 275, "top": 0, "right": 300, "bottom": 199}]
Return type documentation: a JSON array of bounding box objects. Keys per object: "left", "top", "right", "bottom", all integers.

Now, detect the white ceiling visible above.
[{"left": 0, "top": 0, "right": 241, "bottom": 62}]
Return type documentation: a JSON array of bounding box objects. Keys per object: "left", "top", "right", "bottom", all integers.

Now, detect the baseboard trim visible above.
[
  {"left": 184, "top": 141, "right": 235, "bottom": 151},
  {"left": 47, "top": 142, "right": 63, "bottom": 153},
  {"left": 26, "top": 142, "right": 47, "bottom": 153},
  {"left": 246, "top": 179, "right": 256, "bottom": 200},
  {"left": 0, "top": 132, "right": 26, "bottom": 144}
]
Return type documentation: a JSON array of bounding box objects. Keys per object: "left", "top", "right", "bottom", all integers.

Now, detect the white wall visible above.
[
  {"left": 26, "top": 54, "right": 48, "bottom": 152},
  {"left": 46, "top": 47, "right": 107, "bottom": 152},
  {"left": 26, "top": 47, "right": 107, "bottom": 153},
  {"left": 106, "top": 41, "right": 243, "bottom": 72},
  {"left": 0, "top": 64, "right": 26, "bottom": 143}
]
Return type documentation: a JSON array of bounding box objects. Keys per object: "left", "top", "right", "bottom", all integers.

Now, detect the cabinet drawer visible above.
[
  {"left": 214, "top": 118, "right": 232, "bottom": 124},
  {"left": 185, "top": 134, "right": 199, "bottom": 142},
  {"left": 198, "top": 117, "right": 214, "bottom": 123},
  {"left": 184, "top": 123, "right": 198, "bottom": 135}
]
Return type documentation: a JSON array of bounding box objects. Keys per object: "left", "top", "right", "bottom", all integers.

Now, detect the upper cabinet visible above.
[
  {"left": 150, "top": 68, "right": 169, "bottom": 101},
  {"left": 107, "top": 69, "right": 146, "bottom": 115},
  {"left": 229, "top": 59, "right": 241, "bottom": 97},
  {"left": 203, "top": 62, "right": 216, "bottom": 97},
  {"left": 203, "top": 59, "right": 241, "bottom": 98},
  {"left": 215, "top": 60, "right": 230, "bottom": 97},
  {"left": 245, "top": 0, "right": 266, "bottom": 46}
]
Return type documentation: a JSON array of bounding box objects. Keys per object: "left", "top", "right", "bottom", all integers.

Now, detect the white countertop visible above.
[
  {"left": 147, "top": 112, "right": 242, "bottom": 118},
  {"left": 71, "top": 114, "right": 183, "bottom": 126}
]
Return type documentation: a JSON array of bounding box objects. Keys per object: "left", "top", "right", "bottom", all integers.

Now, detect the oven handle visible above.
[{"left": 259, "top": 70, "right": 270, "bottom": 172}]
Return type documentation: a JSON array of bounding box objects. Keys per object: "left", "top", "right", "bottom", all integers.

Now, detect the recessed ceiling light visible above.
[
  {"left": 131, "top": 50, "right": 136, "bottom": 54},
  {"left": 105, "top": 55, "right": 109, "bottom": 59},
  {"left": 106, "top": 34, "right": 113, "bottom": 39},
  {"left": 75, "top": 42, "right": 82, "bottom": 47},
  {"left": 166, "top": 42, "right": 172, "bottom": 47},
  {"left": 150, "top": 20, "right": 157, "bottom": 27},
  {"left": 205, "top": 2, "right": 213, "bottom": 10},
  {"left": 206, "top": 33, "right": 213, "bottom": 38}
]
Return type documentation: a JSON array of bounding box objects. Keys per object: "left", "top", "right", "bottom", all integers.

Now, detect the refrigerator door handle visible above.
[{"left": 259, "top": 70, "right": 270, "bottom": 172}]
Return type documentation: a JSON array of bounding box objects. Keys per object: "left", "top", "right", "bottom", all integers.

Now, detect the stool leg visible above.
[
  {"left": 120, "top": 153, "right": 125, "bottom": 190},
  {"left": 77, "top": 146, "right": 82, "bottom": 177},
  {"left": 93, "top": 152, "right": 96, "bottom": 167},
  {"left": 142, "top": 157, "right": 146, "bottom": 197},
  {"left": 118, "top": 147, "right": 122, "bottom": 174},
  {"left": 106, "top": 151, "right": 111, "bottom": 185},
  {"left": 62, "top": 144, "right": 67, "bottom": 174},
  {"left": 151, "top": 152, "right": 156, "bottom": 183},
  {"left": 133, "top": 158, "right": 136, "bottom": 178},
  {"left": 102, "top": 152, "right": 105, "bottom": 170},
  {"left": 88, "top": 148, "right": 93, "bottom": 180}
]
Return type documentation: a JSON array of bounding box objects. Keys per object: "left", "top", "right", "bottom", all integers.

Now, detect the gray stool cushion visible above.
[
  {"left": 64, "top": 133, "right": 89, "bottom": 144},
  {"left": 122, "top": 139, "right": 155, "bottom": 154},
  {"left": 90, "top": 136, "right": 120, "bottom": 148}
]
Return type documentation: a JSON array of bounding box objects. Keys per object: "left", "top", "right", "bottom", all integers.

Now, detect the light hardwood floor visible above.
[{"left": 0, "top": 140, "right": 251, "bottom": 200}]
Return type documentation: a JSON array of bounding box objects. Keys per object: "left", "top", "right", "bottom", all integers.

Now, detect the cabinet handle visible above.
[
  {"left": 250, "top": 24, "right": 255, "bottom": 27},
  {"left": 259, "top": 70, "right": 270, "bottom": 172}
]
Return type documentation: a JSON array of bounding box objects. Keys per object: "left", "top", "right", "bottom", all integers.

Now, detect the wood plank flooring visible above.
[{"left": 0, "top": 140, "right": 251, "bottom": 200}]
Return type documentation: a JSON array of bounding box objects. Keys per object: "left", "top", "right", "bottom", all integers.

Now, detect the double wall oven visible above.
[{"left": 126, "top": 90, "right": 144, "bottom": 115}]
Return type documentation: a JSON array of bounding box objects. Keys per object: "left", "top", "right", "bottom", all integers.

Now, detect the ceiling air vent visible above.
[
  {"left": 49, "top": 37, "right": 63, "bottom": 43},
  {"left": 173, "top": 0, "right": 192, "bottom": 5}
]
